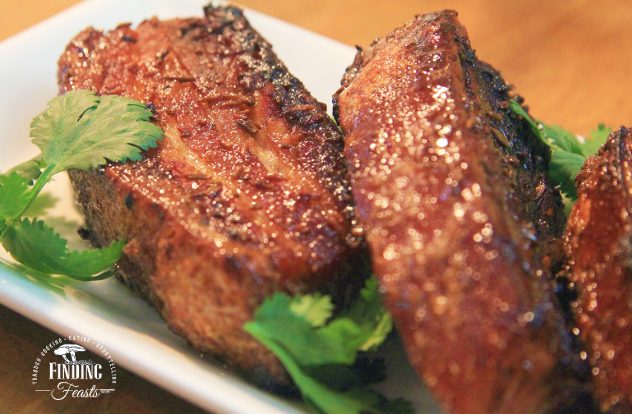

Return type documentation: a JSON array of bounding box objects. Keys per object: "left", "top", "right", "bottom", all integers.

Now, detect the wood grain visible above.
[{"left": 1, "top": 1, "right": 631, "bottom": 413}]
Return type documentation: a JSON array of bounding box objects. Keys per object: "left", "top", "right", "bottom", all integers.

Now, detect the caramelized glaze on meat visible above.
[
  {"left": 335, "top": 10, "right": 594, "bottom": 413},
  {"left": 58, "top": 5, "right": 366, "bottom": 388},
  {"left": 564, "top": 127, "right": 632, "bottom": 413}
]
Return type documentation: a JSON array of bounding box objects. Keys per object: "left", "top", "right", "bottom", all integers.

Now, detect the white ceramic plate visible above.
[{"left": 0, "top": 0, "right": 440, "bottom": 412}]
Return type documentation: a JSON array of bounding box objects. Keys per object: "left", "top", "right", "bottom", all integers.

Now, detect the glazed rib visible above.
[
  {"left": 58, "top": 5, "right": 365, "bottom": 388},
  {"left": 564, "top": 127, "right": 632, "bottom": 413},
  {"left": 335, "top": 10, "right": 593, "bottom": 413}
]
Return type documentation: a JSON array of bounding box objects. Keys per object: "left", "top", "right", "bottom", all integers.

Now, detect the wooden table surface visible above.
[{"left": 0, "top": 0, "right": 631, "bottom": 413}]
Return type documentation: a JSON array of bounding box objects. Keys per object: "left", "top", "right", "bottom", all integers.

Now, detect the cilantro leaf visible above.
[
  {"left": 255, "top": 334, "right": 404, "bottom": 414},
  {"left": 583, "top": 123, "right": 610, "bottom": 155},
  {"left": 344, "top": 277, "right": 393, "bottom": 351},
  {"left": 508, "top": 100, "right": 538, "bottom": 131},
  {"left": 0, "top": 173, "right": 32, "bottom": 220},
  {"left": 290, "top": 293, "right": 334, "bottom": 327},
  {"left": 509, "top": 100, "right": 611, "bottom": 208},
  {"left": 1, "top": 218, "right": 123, "bottom": 280},
  {"left": 247, "top": 293, "right": 359, "bottom": 366},
  {"left": 244, "top": 277, "right": 409, "bottom": 414},
  {"left": 7, "top": 156, "right": 43, "bottom": 181},
  {"left": 0, "top": 90, "right": 165, "bottom": 282},
  {"left": 307, "top": 357, "right": 387, "bottom": 390},
  {"left": 352, "top": 357, "right": 387, "bottom": 385},
  {"left": 22, "top": 192, "right": 58, "bottom": 217},
  {"left": 549, "top": 150, "right": 585, "bottom": 199},
  {"left": 542, "top": 124, "right": 584, "bottom": 155},
  {"left": 63, "top": 243, "right": 124, "bottom": 278},
  {"left": 31, "top": 91, "right": 163, "bottom": 173},
  {"left": 248, "top": 278, "right": 392, "bottom": 367}
]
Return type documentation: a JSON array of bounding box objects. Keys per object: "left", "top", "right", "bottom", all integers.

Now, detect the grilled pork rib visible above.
[
  {"left": 335, "top": 10, "right": 594, "bottom": 414},
  {"left": 58, "top": 5, "right": 366, "bottom": 387},
  {"left": 564, "top": 127, "right": 632, "bottom": 413}
]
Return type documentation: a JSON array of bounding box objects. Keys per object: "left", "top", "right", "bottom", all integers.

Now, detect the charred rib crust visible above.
[
  {"left": 60, "top": 6, "right": 367, "bottom": 389},
  {"left": 202, "top": 6, "right": 353, "bottom": 215},
  {"left": 335, "top": 10, "right": 593, "bottom": 414}
]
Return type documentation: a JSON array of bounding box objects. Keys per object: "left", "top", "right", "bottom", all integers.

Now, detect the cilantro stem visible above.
[
  {"left": 17, "top": 163, "right": 55, "bottom": 219},
  {"left": 67, "top": 268, "right": 117, "bottom": 281},
  {"left": 0, "top": 163, "right": 55, "bottom": 244}
]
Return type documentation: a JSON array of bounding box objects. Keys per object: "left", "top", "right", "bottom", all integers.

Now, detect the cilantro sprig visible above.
[
  {"left": 245, "top": 278, "right": 413, "bottom": 414},
  {"left": 0, "top": 90, "right": 163, "bottom": 281},
  {"left": 509, "top": 100, "right": 611, "bottom": 212}
]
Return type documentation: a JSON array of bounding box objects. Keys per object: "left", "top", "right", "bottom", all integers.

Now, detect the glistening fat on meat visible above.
[
  {"left": 334, "top": 10, "right": 595, "bottom": 414},
  {"left": 563, "top": 127, "right": 632, "bottom": 413},
  {"left": 58, "top": 5, "right": 367, "bottom": 389}
]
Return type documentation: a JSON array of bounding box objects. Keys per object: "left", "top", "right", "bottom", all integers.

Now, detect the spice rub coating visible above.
[
  {"left": 564, "top": 127, "right": 632, "bottom": 413},
  {"left": 335, "top": 10, "right": 593, "bottom": 414},
  {"left": 58, "top": 5, "right": 365, "bottom": 388}
]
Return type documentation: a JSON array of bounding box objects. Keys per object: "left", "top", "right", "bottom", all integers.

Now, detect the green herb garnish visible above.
[
  {"left": 509, "top": 100, "right": 610, "bottom": 212},
  {"left": 245, "top": 277, "right": 413, "bottom": 414},
  {"left": 0, "top": 90, "right": 163, "bottom": 281}
]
